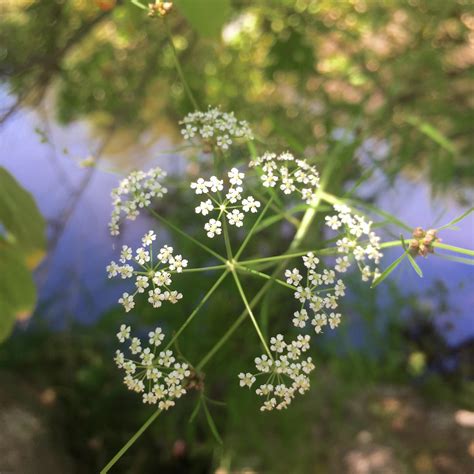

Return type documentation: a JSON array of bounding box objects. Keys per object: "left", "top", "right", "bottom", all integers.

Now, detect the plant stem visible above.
[
  {"left": 165, "top": 271, "right": 229, "bottom": 350},
  {"left": 231, "top": 270, "right": 272, "bottom": 357},
  {"left": 180, "top": 264, "right": 227, "bottom": 273},
  {"left": 239, "top": 247, "right": 336, "bottom": 266},
  {"left": 150, "top": 210, "right": 226, "bottom": 263},
  {"left": 100, "top": 409, "right": 162, "bottom": 473},
  {"left": 433, "top": 242, "right": 474, "bottom": 256},
  {"left": 236, "top": 264, "right": 295, "bottom": 290},
  {"left": 234, "top": 197, "right": 273, "bottom": 260},
  {"left": 164, "top": 18, "right": 199, "bottom": 110},
  {"left": 222, "top": 218, "right": 233, "bottom": 260}
]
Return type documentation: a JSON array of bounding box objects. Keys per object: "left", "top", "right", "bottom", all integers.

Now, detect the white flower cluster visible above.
[
  {"left": 106, "top": 230, "right": 187, "bottom": 312},
  {"left": 109, "top": 168, "right": 168, "bottom": 236},
  {"left": 115, "top": 325, "right": 190, "bottom": 409},
  {"left": 249, "top": 152, "right": 320, "bottom": 204},
  {"left": 325, "top": 204, "right": 383, "bottom": 283},
  {"left": 180, "top": 107, "right": 253, "bottom": 151},
  {"left": 239, "top": 334, "right": 315, "bottom": 411},
  {"left": 191, "top": 168, "right": 261, "bottom": 238},
  {"left": 285, "top": 252, "right": 345, "bottom": 334}
]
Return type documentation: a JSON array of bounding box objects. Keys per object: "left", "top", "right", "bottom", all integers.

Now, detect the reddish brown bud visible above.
[{"left": 412, "top": 227, "right": 425, "bottom": 239}]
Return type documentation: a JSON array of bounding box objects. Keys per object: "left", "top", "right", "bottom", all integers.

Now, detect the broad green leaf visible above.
[
  {"left": 437, "top": 207, "right": 474, "bottom": 231},
  {"left": 0, "top": 167, "right": 46, "bottom": 269},
  {"left": 0, "top": 247, "right": 37, "bottom": 342},
  {"left": 406, "top": 116, "right": 457, "bottom": 155},
  {"left": 407, "top": 253, "right": 423, "bottom": 278},
  {"left": 371, "top": 250, "right": 408, "bottom": 288},
  {"left": 175, "top": 0, "right": 231, "bottom": 39}
]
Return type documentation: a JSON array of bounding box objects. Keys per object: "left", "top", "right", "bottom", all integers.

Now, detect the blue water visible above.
[{"left": 1, "top": 100, "right": 472, "bottom": 345}]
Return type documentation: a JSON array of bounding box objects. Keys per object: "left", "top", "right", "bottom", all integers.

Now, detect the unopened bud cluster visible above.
[
  {"left": 409, "top": 227, "right": 440, "bottom": 257},
  {"left": 148, "top": 1, "right": 173, "bottom": 17}
]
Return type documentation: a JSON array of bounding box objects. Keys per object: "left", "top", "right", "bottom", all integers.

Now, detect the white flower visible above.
[
  {"left": 195, "top": 199, "right": 214, "bottom": 216},
  {"left": 149, "top": 328, "right": 165, "bottom": 346},
  {"left": 204, "top": 219, "right": 222, "bottom": 238},
  {"left": 226, "top": 209, "right": 244, "bottom": 227},
  {"left": 292, "top": 309, "right": 308, "bottom": 328},
  {"left": 190, "top": 177, "right": 209, "bottom": 195},
  {"left": 239, "top": 372, "right": 256, "bottom": 388},
  {"left": 335, "top": 256, "right": 350, "bottom": 273},
  {"left": 242, "top": 196, "right": 261, "bottom": 213},
  {"left": 270, "top": 334, "right": 286, "bottom": 353},
  {"left": 180, "top": 107, "right": 253, "bottom": 151},
  {"left": 115, "top": 325, "right": 187, "bottom": 409},
  {"left": 142, "top": 230, "right": 156, "bottom": 246},
  {"left": 285, "top": 268, "right": 303, "bottom": 286},
  {"left": 117, "top": 324, "right": 131, "bottom": 342},
  {"left": 169, "top": 255, "right": 188, "bottom": 273},
  {"left": 228, "top": 167, "right": 245, "bottom": 185},
  {"left": 109, "top": 168, "right": 167, "bottom": 236},
  {"left": 328, "top": 312, "right": 341, "bottom": 329},
  {"left": 119, "top": 293, "right": 135, "bottom": 312},
  {"left": 303, "top": 252, "right": 319, "bottom": 269}
]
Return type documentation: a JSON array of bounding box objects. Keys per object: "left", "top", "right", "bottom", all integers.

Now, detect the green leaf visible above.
[
  {"left": 0, "top": 167, "right": 46, "bottom": 269},
  {"left": 175, "top": 0, "right": 231, "bottom": 39},
  {"left": 202, "top": 398, "right": 223, "bottom": 444},
  {"left": 371, "top": 251, "right": 408, "bottom": 288},
  {"left": 0, "top": 247, "right": 37, "bottom": 342},
  {"left": 437, "top": 207, "right": 474, "bottom": 231},
  {"left": 407, "top": 253, "right": 423, "bottom": 278},
  {"left": 406, "top": 116, "right": 457, "bottom": 155}
]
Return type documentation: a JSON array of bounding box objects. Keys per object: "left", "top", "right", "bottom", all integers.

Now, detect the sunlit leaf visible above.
[
  {"left": 0, "top": 167, "right": 46, "bottom": 269},
  {"left": 0, "top": 247, "right": 37, "bottom": 342}
]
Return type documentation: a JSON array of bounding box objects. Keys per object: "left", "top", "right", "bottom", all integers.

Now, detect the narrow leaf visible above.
[
  {"left": 407, "top": 253, "right": 423, "bottom": 278},
  {"left": 371, "top": 251, "right": 408, "bottom": 288},
  {"left": 437, "top": 207, "right": 474, "bottom": 231},
  {"left": 406, "top": 116, "right": 457, "bottom": 155},
  {"left": 202, "top": 399, "right": 223, "bottom": 444}
]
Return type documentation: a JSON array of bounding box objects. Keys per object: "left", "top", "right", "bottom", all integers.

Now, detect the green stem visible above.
[
  {"left": 234, "top": 197, "right": 273, "bottom": 260},
  {"left": 100, "top": 409, "right": 162, "bottom": 473},
  {"left": 433, "top": 242, "right": 474, "bottom": 256},
  {"left": 236, "top": 264, "right": 295, "bottom": 291},
  {"left": 179, "top": 264, "right": 227, "bottom": 273},
  {"left": 222, "top": 218, "right": 233, "bottom": 260},
  {"left": 150, "top": 210, "right": 226, "bottom": 263},
  {"left": 165, "top": 271, "right": 229, "bottom": 350},
  {"left": 239, "top": 247, "right": 336, "bottom": 266},
  {"left": 231, "top": 270, "right": 272, "bottom": 357},
  {"left": 164, "top": 18, "right": 199, "bottom": 110}
]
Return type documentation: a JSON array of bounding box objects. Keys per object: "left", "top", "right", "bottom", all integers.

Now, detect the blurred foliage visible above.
[
  {"left": 1, "top": 0, "right": 473, "bottom": 195},
  {"left": 0, "top": 167, "right": 46, "bottom": 342},
  {"left": 1, "top": 277, "right": 473, "bottom": 472}
]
